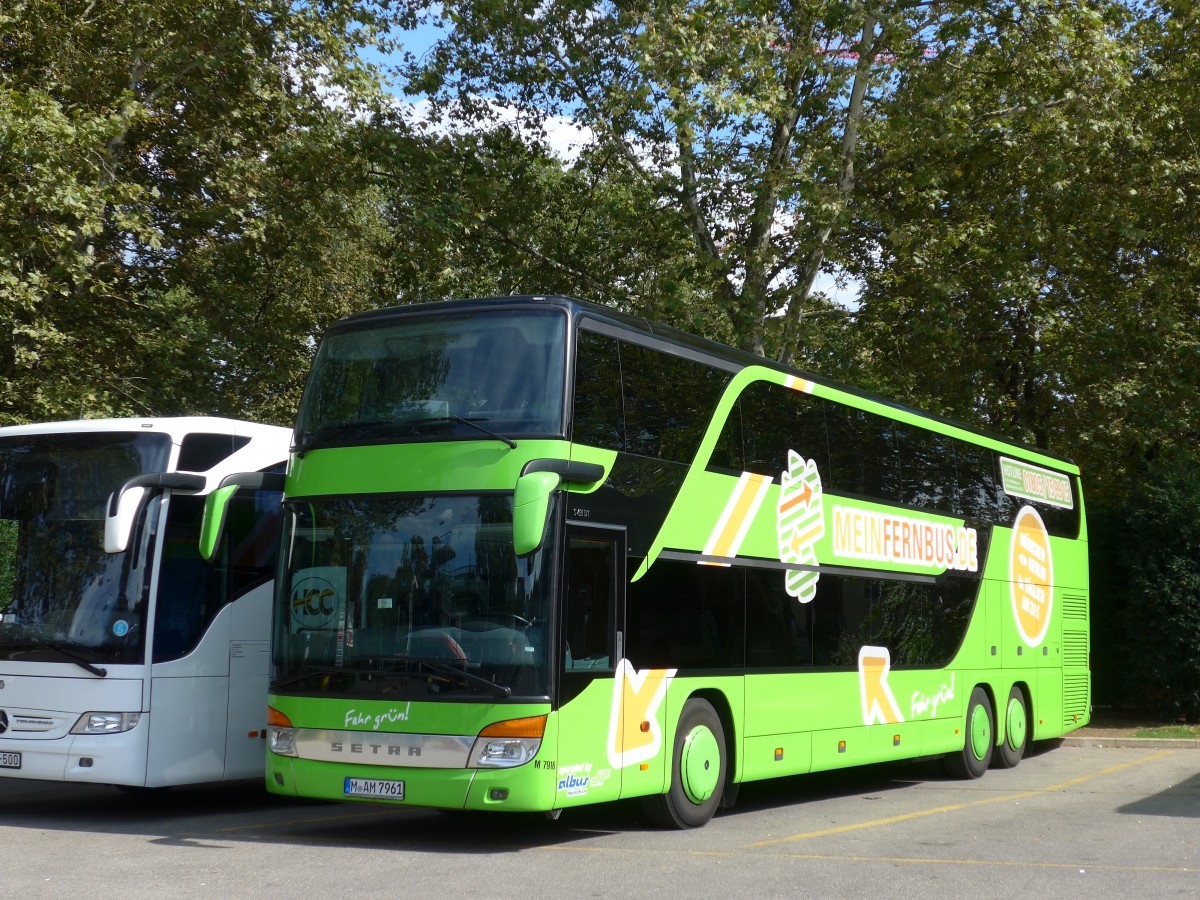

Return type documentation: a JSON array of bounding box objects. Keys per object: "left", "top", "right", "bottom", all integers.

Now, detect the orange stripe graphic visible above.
[{"left": 710, "top": 473, "right": 770, "bottom": 558}]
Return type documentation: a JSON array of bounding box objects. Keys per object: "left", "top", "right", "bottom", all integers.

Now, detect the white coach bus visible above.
[{"left": 0, "top": 417, "right": 288, "bottom": 788}]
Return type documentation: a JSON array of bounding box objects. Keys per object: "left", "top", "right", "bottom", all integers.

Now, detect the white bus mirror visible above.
[
  {"left": 104, "top": 487, "right": 147, "bottom": 553},
  {"left": 104, "top": 473, "right": 207, "bottom": 554}
]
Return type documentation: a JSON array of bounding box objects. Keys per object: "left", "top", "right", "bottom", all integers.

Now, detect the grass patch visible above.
[{"left": 1133, "top": 724, "right": 1200, "bottom": 739}]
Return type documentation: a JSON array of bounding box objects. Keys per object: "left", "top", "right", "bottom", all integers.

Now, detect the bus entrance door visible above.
[{"left": 554, "top": 525, "right": 625, "bottom": 809}]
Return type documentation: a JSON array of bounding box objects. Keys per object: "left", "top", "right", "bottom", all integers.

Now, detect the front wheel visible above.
[
  {"left": 993, "top": 686, "right": 1028, "bottom": 769},
  {"left": 642, "top": 698, "right": 726, "bottom": 829},
  {"left": 944, "top": 686, "right": 994, "bottom": 779}
]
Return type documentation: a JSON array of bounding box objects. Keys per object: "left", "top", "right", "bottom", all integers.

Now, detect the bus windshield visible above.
[
  {"left": 294, "top": 308, "right": 567, "bottom": 453},
  {"left": 0, "top": 432, "right": 172, "bottom": 665},
  {"left": 275, "top": 493, "right": 554, "bottom": 700}
]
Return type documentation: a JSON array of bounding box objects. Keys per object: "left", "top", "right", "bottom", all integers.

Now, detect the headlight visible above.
[
  {"left": 468, "top": 736, "right": 542, "bottom": 768},
  {"left": 70, "top": 712, "right": 142, "bottom": 735},
  {"left": 267, "top": 726, "right": 297, "bottom": 757},
  {"left": 266, "top": 706, "right": 296, "bottom": 756},
  {"left": 467, "top": 715, "right": 547, "bottom": 768}
]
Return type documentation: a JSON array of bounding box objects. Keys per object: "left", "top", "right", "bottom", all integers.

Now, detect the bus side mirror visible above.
[
  {"left": 104, "top": 473, "right": 206, "bottom": 553},
  {"left": 513, "top": 472, "right": 561, "bottom": 557},
  {"left": 104, "top": 487, "right": 147, "bottom": 553},
  {"left": 199, "top": 485, "right": 239, "bottom": 561},
  {"left": 198, "top": 471, "right": 286, "bottom": 561},
  {"left": 512, "top": 459, "right": 606, "bottom": 556}
]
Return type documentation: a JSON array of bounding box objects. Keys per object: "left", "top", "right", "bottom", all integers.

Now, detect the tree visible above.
[
  {"left": 406, "top": 0, "right": 964, "bottom": 360},
  {"left": 359, "top": 115, "right": 712, "bottom": 324},
  {"left": 1091, "top": 452, "right": 1200, "bottom": 719},
  {"left": 0, "top": 0, "right": 406, "bottom": 425},
  {"left": 848, "top": 0, "right": 1199, "bottom": 478}
]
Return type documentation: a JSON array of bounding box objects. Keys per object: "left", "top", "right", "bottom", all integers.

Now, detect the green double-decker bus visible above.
[{"left": 253, "top": 295, "right": 1088, "bottom": 828}]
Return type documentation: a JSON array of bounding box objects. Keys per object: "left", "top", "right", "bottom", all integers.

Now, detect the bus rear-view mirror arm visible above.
[
  {"left": 198, "top": 471, "right": 287, "bottom": 561},
  {"left": 104, "top": 473, "right": 207, "bottom": 554},
  {"left": 513, "top": 459, "right": 606, "bottom": 556}
]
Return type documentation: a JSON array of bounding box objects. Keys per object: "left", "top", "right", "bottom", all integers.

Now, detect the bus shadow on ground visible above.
[
  {"left": 1117, "top": 770, "right": 1200, "bottom": 820},
  {"left": 0, "top": 779, "right": 613, "bottom": 852},
  {"left": 0, "top": 746, "right": 1055, "bottom": 852}
]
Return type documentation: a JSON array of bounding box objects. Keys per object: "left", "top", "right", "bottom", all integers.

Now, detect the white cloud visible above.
[{"left": 402, "top": 97, "right": 594, "bottom": 163}]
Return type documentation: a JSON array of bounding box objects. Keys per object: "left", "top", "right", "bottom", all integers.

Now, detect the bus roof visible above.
[
  {"left": 328, "top": 295, "right": 1079, "bottom": 470},
  {"left": 0, "top": 416, "right": 290, "bottom": 444}
]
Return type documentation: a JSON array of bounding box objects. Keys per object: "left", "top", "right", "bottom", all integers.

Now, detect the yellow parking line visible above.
[
  {"left": 743, "top": 750, "right": 1175, "bottom": 849},
  {"left": 758, "top": 853, "right": 1195, "bottom": 874}
]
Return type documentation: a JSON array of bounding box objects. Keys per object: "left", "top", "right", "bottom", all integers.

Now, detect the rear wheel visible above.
[
  {"left": 993, "top": 686, "right": 1028, "bottom": 769},
  {"left": 642, "top": 698, "right": 726, "bottom": 829},
  {"left": 945, "top": 686, "right": 994, "bottom": 779}
]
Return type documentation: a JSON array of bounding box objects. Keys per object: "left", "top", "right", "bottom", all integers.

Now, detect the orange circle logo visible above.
[{"left": 1010, "top": 506, "right": 1053, "bottom": 647}]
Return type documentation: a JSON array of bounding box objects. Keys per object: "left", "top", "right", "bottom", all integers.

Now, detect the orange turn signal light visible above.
[{"left": 480, "top": 715, "right": 548, "bottom": 739}]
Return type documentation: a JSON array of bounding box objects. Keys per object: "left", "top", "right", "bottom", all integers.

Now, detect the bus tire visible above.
[
  {"left": 642, "top": 698, "right": 726, "bottom": 829},
  {"left": 945, "top": 686, "right": 994, "bottom": 779},
  {"left": 993, "top": 686, "right": 1028, "bottom": 769}
]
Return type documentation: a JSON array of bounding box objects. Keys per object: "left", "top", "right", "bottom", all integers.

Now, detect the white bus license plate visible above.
[
  {"left": 344, "top": 777, "right": 405, "bottom": 799},
  {"left": 0, "top": 752, "right": 21, "bottom": 769}
]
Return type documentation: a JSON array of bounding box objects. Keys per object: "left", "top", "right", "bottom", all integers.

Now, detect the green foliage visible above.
[
  {"left": 0, "top": 0, "right": 404, "bottom": 426},
  {"left": 0, "top": 519, "right": 15, "bottom": 608},
  {"left": 368, "top": 121, "right": 712, "bottom": 332},
  {"left": 848, "top": 0, "right": 1200, "bottom": 486},
  {"left": 409, "top": 0, "right": 918, "bottom": 357},
  {"left": 1091, "top": 453, "right": 1200, "bottom": 721}
]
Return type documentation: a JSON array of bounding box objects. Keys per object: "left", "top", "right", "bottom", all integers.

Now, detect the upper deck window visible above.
[{"left": 295, "top": 309, "right": 568, "bottom": 452}]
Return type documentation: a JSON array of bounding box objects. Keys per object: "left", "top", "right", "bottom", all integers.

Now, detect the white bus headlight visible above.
[{"left": 71, "top": 712, "right": 142, "bottom": 735}]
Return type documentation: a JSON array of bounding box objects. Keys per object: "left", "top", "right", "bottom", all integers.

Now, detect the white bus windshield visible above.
[{"left": 0, "top": 432, "right": 171, "bottom": 665}]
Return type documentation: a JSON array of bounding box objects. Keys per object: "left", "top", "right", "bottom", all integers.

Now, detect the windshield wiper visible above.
[
  {"left": 448, "top": 415, "right": 517, "bottom": 450},
  {"left": 271, "top": 660, "right": 511, "bottom": 698},
  {"left": 40, "top": 642, "right": 107, "bottom": 678},
  {"left": 404, "top": 416, "right": 517, "bottom": 450},
  {"left": 271, "top": 665, "right": 342, "bottom": 691},
  {"left": 416, "top": 657, "right": 512, "bottom": 698},
  {"left": 297, "top": 420, "right": 412, "bottom": 456}
]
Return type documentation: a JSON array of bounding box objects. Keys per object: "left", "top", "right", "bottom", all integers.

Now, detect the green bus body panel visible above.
[
  {"left": 636, "top": 365, "right": 1079, "bottom": 581},
  {"left": 287, "top": 440, "right": 615, "bottom": 498},
  {"left": 270, "top": 299, "right": 1088, "bottom": 818}
]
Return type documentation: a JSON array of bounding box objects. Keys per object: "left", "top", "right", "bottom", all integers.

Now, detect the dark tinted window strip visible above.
[{"left": 655, "top": 550, "right": 940, "bottom": 584}]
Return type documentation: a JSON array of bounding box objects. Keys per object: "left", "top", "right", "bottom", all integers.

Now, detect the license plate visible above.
[
  {"left": 344, "top": 777, "right": 405, "bottom": 799},
  {"left": 0, "top": 752, "right": 21, "bottom": 769}
]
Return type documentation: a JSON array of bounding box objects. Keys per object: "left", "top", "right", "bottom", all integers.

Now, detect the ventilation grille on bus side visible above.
[
  {"left": 1063, "top": 630, "right": 1089, "bottom": 670},
  {"left": 1061, "top": 593, "right": 1088, "bottom": 622},
  {"left": 1063, "top": 674, "right": 1090, "bottom": 726},
  {"left": 1060, "top": 593, "right": 1090, "bottom": 726}
]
